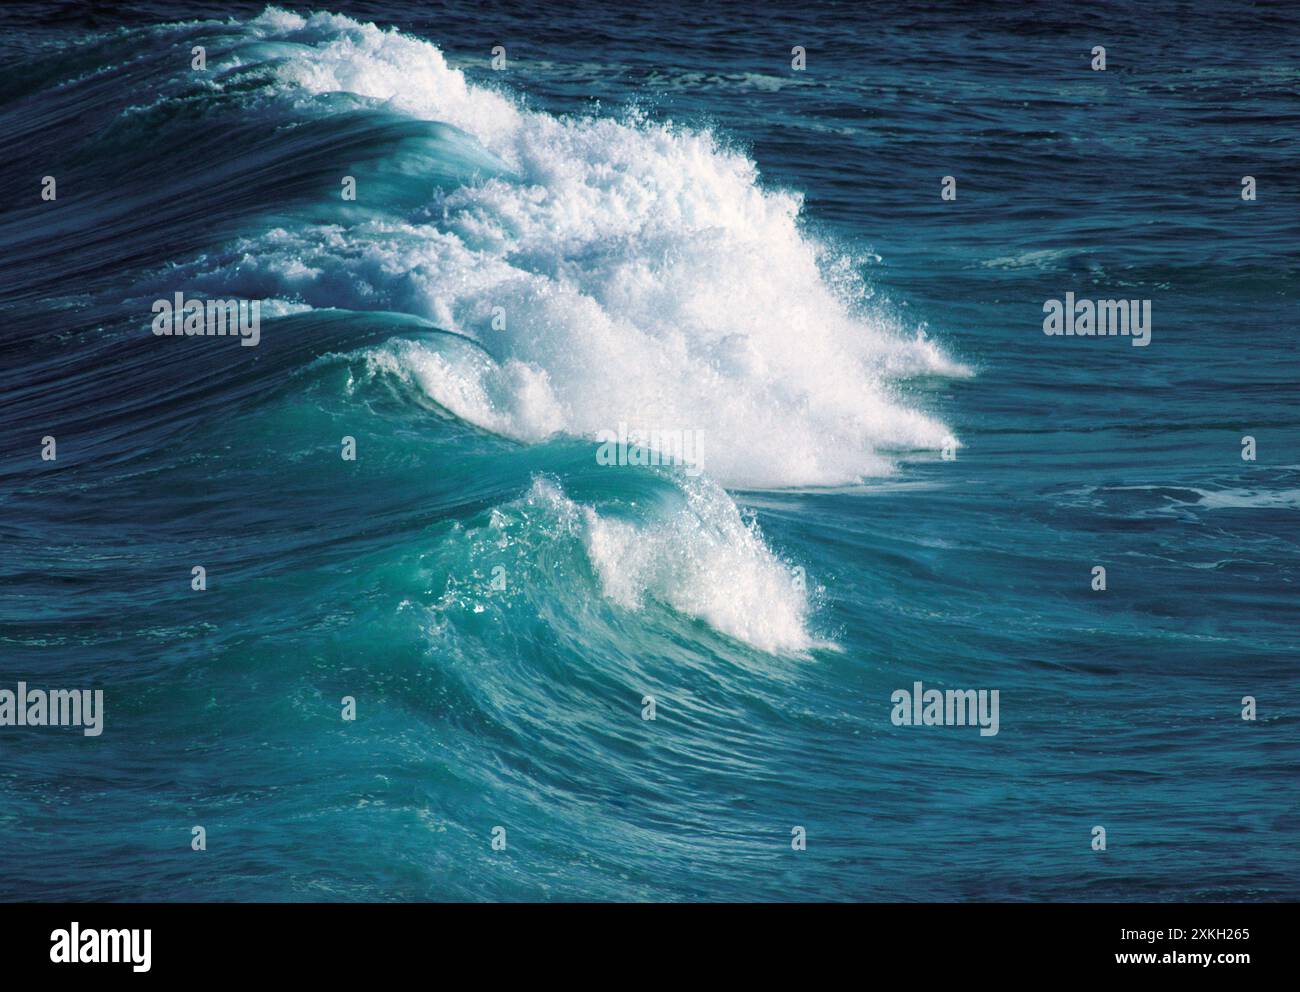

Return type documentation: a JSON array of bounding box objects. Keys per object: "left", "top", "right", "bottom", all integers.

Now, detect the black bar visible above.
[{"left": 0, "top": 903, "right": 1287, "bottom": 979}]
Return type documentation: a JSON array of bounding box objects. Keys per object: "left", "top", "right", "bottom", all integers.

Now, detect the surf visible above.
[
  {"left": 0, "top": 5, "right": 973, "bottom": 656},
  {"left": 53, "top": 6, "right": 969, "bottom": 491}
]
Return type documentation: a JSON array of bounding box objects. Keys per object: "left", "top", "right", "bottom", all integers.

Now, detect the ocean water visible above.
[{"left": 0, "top": 1, "right": 1296, "bottom": 901}]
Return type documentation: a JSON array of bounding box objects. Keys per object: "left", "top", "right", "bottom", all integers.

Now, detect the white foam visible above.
[
  {"left": 1193, "top": 487, "right": 1300, "bottom": 511},
  {"left": 526, "top": 477, "right": 821, "bottom": 654},
  {"left": 183, "top": 8, "right": 968, "bottom": 488},
  {"left": 1104, "top": 484, "right": 1300, "bottom": 512},
  {"left": 359, "top": 337, "right": 565, "bottom": 441}
]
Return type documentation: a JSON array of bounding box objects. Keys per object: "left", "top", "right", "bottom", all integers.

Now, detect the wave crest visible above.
[
  {"left": 153, "top": 7, "right": 966, "bottom": 488},
  {"left": 433, "top": 476, "right": 824, "bottom": 655}
]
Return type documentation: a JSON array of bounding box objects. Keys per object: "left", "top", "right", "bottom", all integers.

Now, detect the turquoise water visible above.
[{"left": 0, "top": 1, "right": 1297, "bottom": 901}]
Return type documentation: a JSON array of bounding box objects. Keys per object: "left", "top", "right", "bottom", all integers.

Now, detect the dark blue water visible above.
[{"left": 1, "top": 1, "right": 1296, "bottom": 901}]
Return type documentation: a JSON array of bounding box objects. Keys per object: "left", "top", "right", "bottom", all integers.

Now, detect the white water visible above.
[
  {"left": 175, "top": 8, "right": 966, "bottom": 490},
  {"left": 527, "top": 477, "right": 820, "bottom": 654}
]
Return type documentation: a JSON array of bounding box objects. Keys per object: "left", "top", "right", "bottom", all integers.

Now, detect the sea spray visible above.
[{"left": 148, "top": 7, "right": 967, "bottom": 488}]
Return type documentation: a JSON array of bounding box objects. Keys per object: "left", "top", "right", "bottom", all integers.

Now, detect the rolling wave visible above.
[
  {"left": 7, "top": 8, "right": 962, "bottom": 486},
  {"left": 1, "top": 6, "right": 964, "bottom": 654}
]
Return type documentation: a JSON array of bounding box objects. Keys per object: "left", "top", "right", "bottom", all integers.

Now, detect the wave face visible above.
[{"left": 1, "top": 2, "right": 1297, "bottom": 902}]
